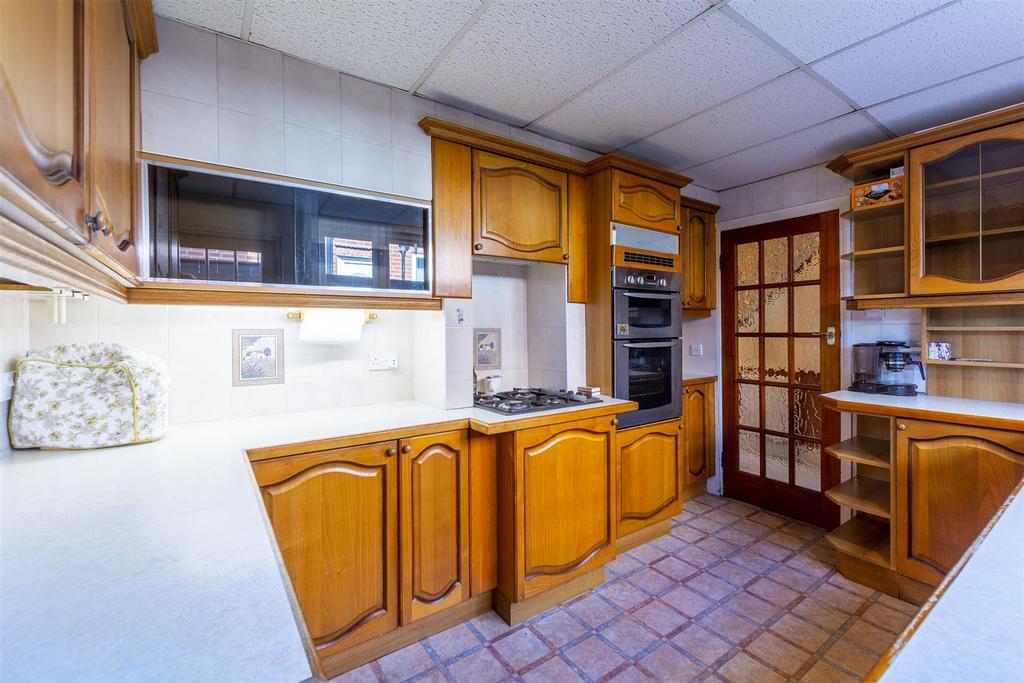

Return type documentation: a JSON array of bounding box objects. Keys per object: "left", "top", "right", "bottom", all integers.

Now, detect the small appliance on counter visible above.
[
  {"left": 850, "top": 341, "right": 926, "bottom": 396},
  {"left": 474, "top": 387, "right": 602, "bottom": 416}
]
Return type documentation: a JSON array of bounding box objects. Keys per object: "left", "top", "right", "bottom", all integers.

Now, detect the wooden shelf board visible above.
[
  {"left": 924, "top": 164, "right": 1024, "bottom": 191},
  {"left": 841, "top": 245, "right": 905, "bottom": 260},
  {"left": 826, "top": 476, "right": 891, "bottom": 519},
  {"left": 842, "top": 200, "right": 904, "bottom": 219},
  {"left": 926, "top": 326, "right": 1024, "bottom": 332},
  {"left": 925, "top": 359, "right": 1024, "bottom": 369},
  {"left": 845, "top": 292, "right": 1024, "bottom": 310},
  {"left": 925, "top": 225, "right": 1024, "bottom": 245},
  {"left": 825, "top": 436, "right": 891, "bottom": 468},
  {"left": 826, "top": 516, "right": 891, "bottom": 568}
]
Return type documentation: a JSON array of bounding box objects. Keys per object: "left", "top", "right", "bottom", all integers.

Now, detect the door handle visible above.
[
  {"left": 622, "top": 342, "right": 676, "bottom": 349},
  {"left": 817, "top": 326, "right": 837, "bottom": 346}
]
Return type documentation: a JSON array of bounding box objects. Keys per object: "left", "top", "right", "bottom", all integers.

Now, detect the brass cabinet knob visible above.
[
  {"left": 386, "top": 447, "right": 396, "bottom": 457},
  {"left": 401, "top": 444, "right": 412, "bottom": 454},
  {"left": 474, "top": 243, "right": 483, "bottom": 251},
  {"left": 678, "top": 423, "right": 684, "bottom": 430},
  {"left": 562, "top": 253, "right": 570, "bottom": 260},
  {"left": 897, "top": 423, "right": 907, "bottom": 431},
  {"left": 611, "top": 418, "right": 618, "bottom": 426},
  {"left": 85, "top": 211, "right": 111, "bottom": 237},
  {"left": 676, "top": 225, "right": 682, "bottom": 232}
]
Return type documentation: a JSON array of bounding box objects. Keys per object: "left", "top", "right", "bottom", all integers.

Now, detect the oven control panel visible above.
[{"left": 613, "top": 266, "right": 680, "bottom": 292}]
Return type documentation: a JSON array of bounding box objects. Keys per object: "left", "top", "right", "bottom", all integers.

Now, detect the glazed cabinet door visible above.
[
  {"left": 252, "top": 441, "right": 399, "bottom": 661},
  {"left": 909, "top": 121, "right": 1024, "bottom": 294},
  {"left": 399, "top": 430, "right": 470, "bottom": 623},
  {"left": 617, "top": 419, "right": 683, "bottom": 537},
  {"left": 682, "top": 207, "right": 717, "bottom": 312},
  {"left": 472, "top": 149, "right": 568, "bottom": 263},
  {"left": 0, "top": 0, "right": 87, "bottom": 240},
  {"left": 611, "top": 169, "right": 680, "bottom": 234},
  {"left": 894, "top": 419, "right": 1024, "bottom": 585},
  {"left": 683, "top": 382, "right": 715, "bottom": 485},
  {"left": 82, "top": 0, "right": 139, "bottom": 277},
  {"left": 515, "top": 416, "right": 616, "bottom": 598}
]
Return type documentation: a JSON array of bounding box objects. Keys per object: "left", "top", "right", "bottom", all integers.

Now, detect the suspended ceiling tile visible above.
[
  {"left": 683, "top": 112, "right": 884, "bottom": 190},
  {"left": 868, "top": 59, "right": 1024, "bottom": 136},
  {"left": 812, "top": 0, "right": 1024, "bottom": 107},
  {"left": 153, "top": 0, "right": 247, "bottom": 37},
  {"left": 729, "top": 0, "right": 948, "bottom": 63},
  {"left": 418, "top": 0, "right": 713, "bottom": 126},
  {"left": 248, "top": 0, "right": 484, "bottom": 90},
  {"left": 530, "top": 11, "right": 793, "bottom": 151},
  {"left": 621, "top": 70, "right": 852, "bottom": 170}
]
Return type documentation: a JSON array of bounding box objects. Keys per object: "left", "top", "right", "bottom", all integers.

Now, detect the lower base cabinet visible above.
[
  {"left": 683, "top": 381, "right": 715, "bottom": 486},
  {"left": 617, "top": 419, "right": 683, "bottom": 537}
]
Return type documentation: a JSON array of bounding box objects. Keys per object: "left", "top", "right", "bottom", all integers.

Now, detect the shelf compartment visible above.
[
  {"left": 826, "top": 476, "right": 890, "bottom": 519},
  {"left": 825, "top": 436, "right": 890, "bottom": 469},
  {"left": 842, "top": 200, "right": 904, "bottom": 219},
  {"left": 926, "top": 326, "right": 1024, "bottom": 332},
  {"left": 841, "top": 245, "right": 905, "bottom": 260},
  {"left": 925, "top": 224, "right": 1024, "bottom": 244},
  {"left": 924, "top": 164, "right": 1024, "bottom": 191},
  {"left": 826, "top": 516, "right": 891, "bottom": 568}
]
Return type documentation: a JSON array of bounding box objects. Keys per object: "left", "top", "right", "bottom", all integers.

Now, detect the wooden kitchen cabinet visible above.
[
  {"left": 617, "top": 419, "right": 683, "bottom": 537},
  {"left": 472, "top": 149, "right": 568, "bottom": 263},
  {"left": 681, "top": 199, "right": 718, "bottom": 313},
  {"left": 252, "top": 441, "right": 399, "bottom": 663},
  {"left": 611, "top": 169, "right": 680, "bottom": 234},
  {"left": 399, "top": 430, "right": 470, "bottom": 623},
  {"left": 683, "top": 381, "right": 715, "bottom": 485},
  {"left": 893, "top": 419, "right": 1024, "bottom": 585}
]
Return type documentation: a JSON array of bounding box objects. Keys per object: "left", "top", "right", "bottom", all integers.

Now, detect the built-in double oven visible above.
[{"left": 610, "top": 223, "right": 682, "bottom": 428}]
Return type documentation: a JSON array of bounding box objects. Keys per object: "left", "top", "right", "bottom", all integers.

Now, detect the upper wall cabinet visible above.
[
  {"left": 611, "top": 169, "right": 680, "bottom": 234},
  {"left": 472, "top": 150, "right": 568, "bottom": 263},
  {"left": 681, "top": 198, "right": 718, "bottom": 314}
]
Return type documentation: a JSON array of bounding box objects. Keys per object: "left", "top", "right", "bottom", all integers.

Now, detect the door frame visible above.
[{"left": 720, "top": 211, "right": 842, "bottom": 529}]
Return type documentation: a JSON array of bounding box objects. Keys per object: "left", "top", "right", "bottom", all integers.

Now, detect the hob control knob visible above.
[{"left": 659, "top": 278, "right": 667, "bottom": 287}]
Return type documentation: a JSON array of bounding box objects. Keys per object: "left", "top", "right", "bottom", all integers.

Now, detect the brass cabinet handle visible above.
[
  {"left": 897, "top": 423, "right": 906, "bottom": 431},
  {"left": 678, "top": 423, "right": 684, "bottom": 430},
  {"left": 386, "top": 447, "right": 396, "bottom": 457},
  {"left": 611, "top": 418, "right": 618, "bottom": 426},
  {"left": 562, "top": 253, "right": 569, "bottom": 260},
  {"left": 85, "top": 211, "right": 111, "bottom": 237},
  {"left": 401, "top": 444, "right": 412, "bottom": 454},
  {"left": 474, "top": 243, "right": 483, "bottom": 251}
]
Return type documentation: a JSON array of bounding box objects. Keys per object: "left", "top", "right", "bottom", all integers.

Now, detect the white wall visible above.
[
  {"left": 471, "top": 261, "right": 529, "bottom": 391},
  {"left": 0, "top": 294, "right": 31, "bottom": 451}
]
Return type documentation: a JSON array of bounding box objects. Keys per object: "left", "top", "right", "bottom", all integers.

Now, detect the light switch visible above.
[{"left": 690, "top": 344, "right": 704, "bottom": 357}]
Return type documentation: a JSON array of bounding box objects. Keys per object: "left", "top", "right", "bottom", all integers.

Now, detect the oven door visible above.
[
  {"left": 613, "top": 339, "right": 682, "bottom": 428},
  {"left": 612, "top": 290, "right": 681, "bottom": 339}
]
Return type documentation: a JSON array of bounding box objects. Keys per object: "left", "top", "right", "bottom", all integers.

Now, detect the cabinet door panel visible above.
[
  {"left": 253, "top": 442, "right": 398, "bottom": 657},
  {"left": 894, "top": 420, "right": 1024, "bottom": 585},
  {"left": 618, "top": 420, "right": 682, "bottom": 536},
  {"left": 683, "top": 209, "right": 716, "bottom": 311},
  {"left": 473, "top": 150, "right": 567, "bottom": 263},
  {"left": 684, "top": 382, "right": 715, "bottom": 485},
  {"left": 400, "top": 430, "right": 469, "bottom": 623},
  {"left": 611, "top": 169, "right": 679, "bottom": 233}
]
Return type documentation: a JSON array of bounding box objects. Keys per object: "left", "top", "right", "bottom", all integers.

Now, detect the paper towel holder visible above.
[{"left": 287, "top": 310, "right": 378, "bottom": 323}]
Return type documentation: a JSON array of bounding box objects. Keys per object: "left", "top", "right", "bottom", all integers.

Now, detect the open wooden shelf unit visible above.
[
  {"left": 826, "top": 476, "right": 891, "bottom": 519},
  {"left": 826, "top": 515, "right": 891, "bottom": 568}
]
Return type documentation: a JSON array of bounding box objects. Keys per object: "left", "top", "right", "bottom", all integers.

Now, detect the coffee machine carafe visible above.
[{"left": 850, "top": 341, "right": 924, "bottom": 396}]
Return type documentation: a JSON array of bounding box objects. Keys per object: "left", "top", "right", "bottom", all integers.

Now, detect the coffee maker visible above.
[{"left": 850, "top": 341, "right": 926, "bottom": 396}]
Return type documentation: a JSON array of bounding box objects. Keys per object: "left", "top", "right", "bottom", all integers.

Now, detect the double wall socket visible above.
[
  {"left": 689, "top": 344, "right": 704, "bottom": 357},
  {"left": 368, "top": 352, "right": 399, "bottom": 370}
]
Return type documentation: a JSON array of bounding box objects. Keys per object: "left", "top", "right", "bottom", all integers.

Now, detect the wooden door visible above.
[
  {"left": 431, "top": 138, "right": 473, "bottom": 298},
  {"left": 252, "top": 441, "right": 399, "bottom": 659},
  {"left": 0, "top": 0, "right": 87, "bottom": 239},
  {"left": 682, "top": 206, "right": 717, "bottom": 312},
  {"left": 721, "top": 212, "right": 842, "bottom": 528},
  {"left": 617, "top": 419, "right": 683, "bottom": 536},
  {"left": 399, "top": 430, "right": 469, "bottom": 623},
  {"left": 83, "top": 0, "right": 138, "bottom": 276},
  {"left": 472, "top": 149, "right": 567, "bottom": 263},
  {"left": 515, "top": 416, "right": 616, "bottom": 598},
  {"left": 611, "top": 169, "right": 679, "bottom": 233},
  {"left": 684, "top": 381, "right": 715, "bottom": 485},
  {"left": 893, "top": 419, "right": 1024, "bottom": 585}
]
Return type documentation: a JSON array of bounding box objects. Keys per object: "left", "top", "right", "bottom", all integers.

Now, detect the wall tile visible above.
[
  {"left": 341, "top": 74, "right": 391, "bottom": 145},
  {"left": 170, "top": 386, "right": 231, "bottom": 424},
  {"left": 342, "top": 137, "right": 393, "bottom": 193},
  {"left": 285, "top": 124, "right": 343, "bottom": 184},
  {"left": 782, "top": 167, "right": 819, "bottom": 208},
  {"left": 391, "top": 91, "right": 435, "bottom": 155},
  {"left": 230, "top": 383, "right": 287, "bottom": 418},
  {"left": 219, "top": 109, "right": 284, "bottom": 173},
  {"left": 141, "top": 91, "right": 218, "bottom": 161},
  {"left": 681, "top": 184, "right": 721, "bottom": 206},
  {"left": 445, "top": 326, "right": 473, "bottom": 382},
  {"left": 817, "top": 164, "right": 851, "bottom": 201},
  {"left": 717, "top": 185, "right": 752, "bottom": 222},
  {"left": 141, "top": 17, "right": 218, "bottom": 105},
  {"left": 443, "top": 298, "right": 473, "bottom": 329},
  {"left": 217, "top": 36, "right": 283, "bottom": 120},
  {"left": 474, "top": 115, "right": 509, "bottom": 138},
  {"left": 435, "top": 103, "right": 475, "bottom": 127},
  {"left": 570, "top": 145, "right": 600, "bottom": 162},
  {"left": 749, "top": 176, "right": 786, "bottom": 215},
  {"left": 445, "top": 380, "right": 473, "bottom": 409},
  {"left": 392, "top": 149, "right": 432, "bottom": 200},
  {"left": 283, "top": 56, "right": 341, "bottom": 135}
]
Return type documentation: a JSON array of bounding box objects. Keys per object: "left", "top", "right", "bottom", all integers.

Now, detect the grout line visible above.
[{"left": 408, "top": 0, "right": 497, "bottom": 94}]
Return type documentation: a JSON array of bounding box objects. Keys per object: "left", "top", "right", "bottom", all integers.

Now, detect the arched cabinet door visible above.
[
  {"left": 682, "top": 207, "right": 717, "bottom": 311},
  {"left": 683, "top": 382, "right": 715, "bottom": 485},
  {"left": 894, "top": 419, "right": 1024, "bottom": 585},
  {"left": 611, "top": 169, "right": 680, "bottom": 233},
  {"left": 252, "top": 441, "right": 399, "bottom": 660},
  {"left": 617, "top": 419, "right": 683, "bottom": 536},
  {"left": 399, "top": 430, "right": 470, "bottom": 623}
]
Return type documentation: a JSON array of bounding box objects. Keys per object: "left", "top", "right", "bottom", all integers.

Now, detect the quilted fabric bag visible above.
[{"left": 9, "top": 342, "right": 170, "bottom": 449}]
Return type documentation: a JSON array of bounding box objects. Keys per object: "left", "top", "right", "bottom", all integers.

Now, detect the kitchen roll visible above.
[{"left": 298, "top": 309, "right": 365, "bottom": 345}]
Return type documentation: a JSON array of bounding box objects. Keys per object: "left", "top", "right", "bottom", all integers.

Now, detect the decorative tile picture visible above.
[
  {"left": 232, "top": 329, "right": 284, "bottom": 386},
  {"left": 474, "top": 328, "right": 501, "bottom": 370}
]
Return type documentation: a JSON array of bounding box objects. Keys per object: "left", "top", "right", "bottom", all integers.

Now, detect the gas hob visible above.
[{"left": 473, "top": 388, "right": 601, "bottom": 415}]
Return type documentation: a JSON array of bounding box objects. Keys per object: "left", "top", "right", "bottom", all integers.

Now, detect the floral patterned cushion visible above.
[{"left": 9, "top": 343, "right": 170, "bottom": 450}]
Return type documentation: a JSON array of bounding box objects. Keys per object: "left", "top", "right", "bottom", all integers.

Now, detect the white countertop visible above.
[
  {"left": 881, "top": 487, "right": 1024, "bottom": 681},
  {"left": 0, "top": 397, "right": 631, "bottom": 682},
  {"left": 822, "top": 390, "right": 1024, "bottom": 429}
]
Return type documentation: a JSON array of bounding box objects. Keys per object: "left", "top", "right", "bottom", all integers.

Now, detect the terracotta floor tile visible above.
[
  {"left": 699, "top": 607, "right": 759, "bottom": 644},
  {"left": 765, "top": 530, "right": 805, "bottom": 550},
  {"left": 628, "top": 567, "right": 675, "bottom": 596},
  {"left": 717, "top": 651, "right": 785, "bottom": 683},
  {"left": 747, "top": 577, "right": 800, "bottom": 607},
  {"left": 637, "top": 642, "right": 704, "bottom": 682},
  {"left": 630, "top": 542, "right": 668, "bottom": 564},
  {"left": 685, "top": 500, "right": 714, "bottom": 515},
  {"left": 876, "top": 592, "right": 919, "bottom": 616},
  {"left": 607, "top": 552, "right": 645, "bottom": 576},
  {"left": 567, "top": 593, "right": 621, "bottom": 628},
  {"left": 695, "top": 493, "right": 728, "bottom": 508},
  {"left": 708, "top": 560, "right": 758, "bottom": 587},
  {"left": 697, "top": 536, "right": 740, "bottom": 557},
  {"left": 521, "top": 655, "right": 583, "bottom": 683},
  {"left": 780, "top": 521, "right": 822, "bottom": 541},
  {"left": 672, "top": 623, "right": 734, "bottom": 666},
  {"left": 446, "top": 647, "right": 509, "bottom": 683},
  {"left": 705, "top": 508, "right": 741, "bottom": 525},
  {"left": 861, "top": 602, "right": 913, "bottom": 633},
  {"left": 652, "top": 533, "right": 686, "bottom": 554},
  {"left": 564, "top": 635, "right": 625, "bottom": 681},
  {"left": 427, "top": 623, "right": 483, "bottom": 662},
  {"left": 532, "top": 609, "right": 588, "bottom": 649},
  {"left": 715, "top": 526, "right": 757, "bottom": 547},
  {"left": 732, "top": 519, "right": 773, "bottom": 537},
  {"left": 767, "top": 565, "right": 818, "bottom": 593},
  {"left": 746, "top": 631, "right": 812, "bottom": 676},
  {"left": 599, "top": 615, "right": 659, "bottom": 657},
  {"left": 748, "top": 540, "right": 793, "bottom": 562},
  {"left": 413, "top": 668, "right": 447, "bottom": 683},
  {"left": 810, "top": 583, "right": 868, "bottom": 614},
  {"left": 607, "top": 665, "right": 655, "bottom": 682},
  {"left": 824, "top": 638, "right": 879, "bottom": 677},
  {"left": 729, "top": 550, "right": 778, "bottom": 574},
  {"left": 652, "top": 556, "right": 699, "bottom": 582},
  {"left": 329, "top": 662, "right": 378, "bottom": 683},
  {"left": 784, "top": 553, "right": 831, "bottom": 579},
  {"left": 672, "top": 510, "right": 697, "bottom": 524},
  {"left": 721, "top": 501, "right": 758, "bottom": 517},
  {"left": 671, "top": 524, "right": 706, "bottom": 543},
  {"left": 677, "top": 545, "right": 722, "bottom": 569},
  {"left": 470, "top": 610, "right": 514, "bottom": 640},
  {"left": 377, "top": 643, "right": 435, "bottom": 682},
  {"left": 492, "top": 627, "right": 548, "bottom": 672},
  {"left": 799, "top": 659, "right": 859, "bottom": 683},
  {"left": 749, "top": 511, "right": 787, "bottom": 528},
  {"left": 686, "top": 572, "right": 736, "bottom": 601},
  {"left": 688, "top": 516, "right": 727, "bottom": 533},
  {"left": 725, "top": 591, "right": 780, "bottom": 625},
  {"left": 792, "top": 598, "right": 850, "bottom": 632},
  {"left": 844, "top": 619, "right": 898, "bottom": 654},
  {"left": 826, "top": 571, "right": 876, "bottom": 597},
  {"left": 769, "top": 614, "right": 831, "bottom": 653},
  {"left": 633, "top": 599, "right": 689, "bottom": 636},
  {"left": 601, "top": 578, "right": 653, "bottom": 612},
  {"left": 661, "top": 585, "right": 714, "bottom": 618}
]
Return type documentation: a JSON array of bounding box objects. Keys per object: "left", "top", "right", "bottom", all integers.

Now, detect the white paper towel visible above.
[{"left": 298, "top": 309, "right": 364, "bottom": 345}]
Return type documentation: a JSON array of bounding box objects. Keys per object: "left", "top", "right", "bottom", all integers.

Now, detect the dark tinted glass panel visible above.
[{"left": 627, "top": 345, "right": 672, "bottom": 411}]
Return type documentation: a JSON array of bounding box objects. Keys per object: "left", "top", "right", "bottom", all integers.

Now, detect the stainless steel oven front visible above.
[
  {"left": 613, "top": 338, "right": 682, "bottom": 428},
  {"left": 612, "top": 267, "right": 681, "bottom": 340}
]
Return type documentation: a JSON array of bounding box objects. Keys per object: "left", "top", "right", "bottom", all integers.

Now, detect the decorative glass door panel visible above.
[{"left": 722, "top": 213, "right": 841, "bottom": 528}]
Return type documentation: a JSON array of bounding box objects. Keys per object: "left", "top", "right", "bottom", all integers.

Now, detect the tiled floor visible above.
[{"left": 335, "top": 494, "right": 918, "bottom": 682}]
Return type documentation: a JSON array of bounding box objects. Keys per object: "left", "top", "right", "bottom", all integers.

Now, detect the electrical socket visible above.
[
  {"left": 689, "top": 344, "right": 703, "bottom": 357},
  {"left": 368, "top": 352, "right": 398, "bottom": 371}
]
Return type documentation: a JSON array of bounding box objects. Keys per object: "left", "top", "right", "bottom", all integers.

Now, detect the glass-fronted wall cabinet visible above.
[{"left": 908, "top": 121, "right": 1024, "bottom": 294}]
